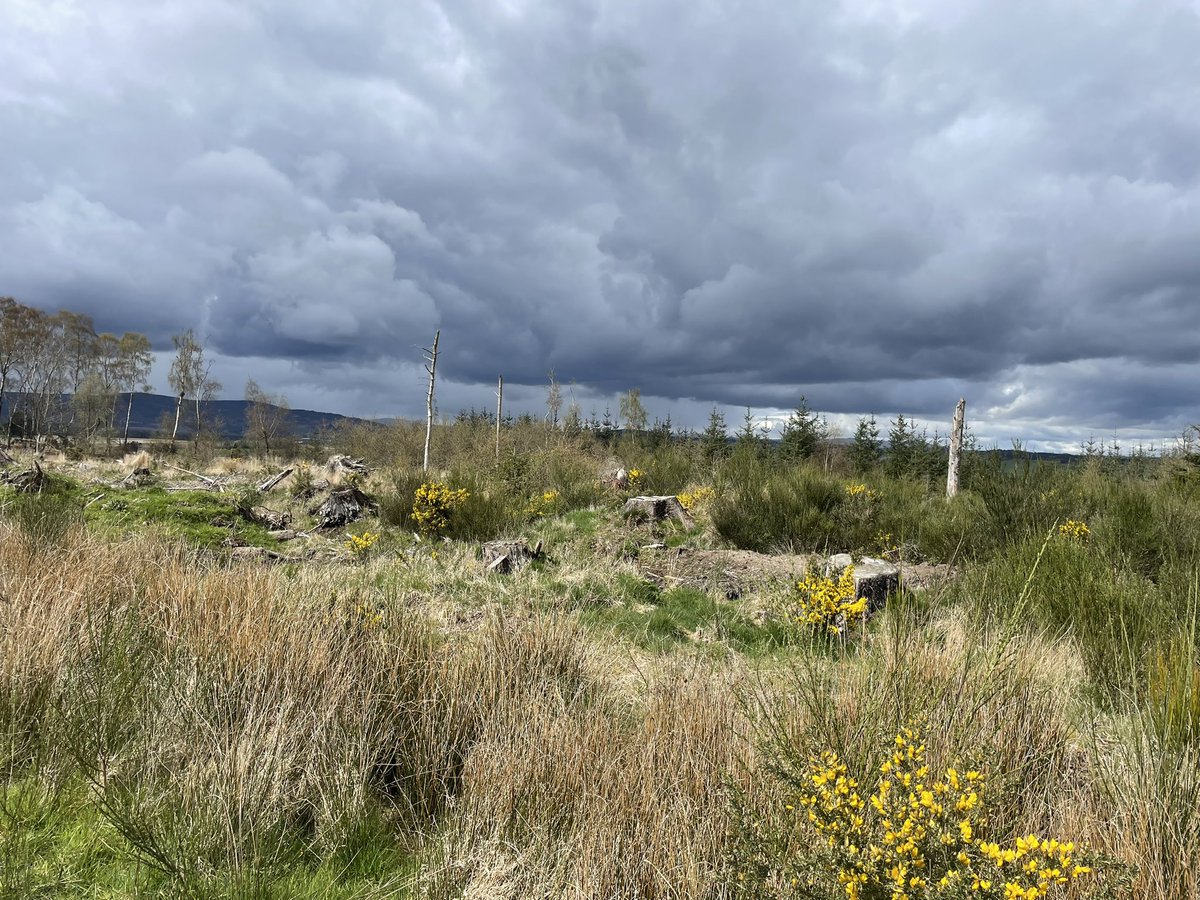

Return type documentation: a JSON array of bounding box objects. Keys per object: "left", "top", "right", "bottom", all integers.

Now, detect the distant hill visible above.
[{"left": 1, "top": 393, "right": 377, "bottom": 441}]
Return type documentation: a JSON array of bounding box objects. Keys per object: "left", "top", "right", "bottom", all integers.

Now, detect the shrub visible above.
[
  {"left": 732, "top": 726, "right": 1105, "bottom": 900},
  {"left": 412, "top": 482, "right": 469, "bottom": 535}
]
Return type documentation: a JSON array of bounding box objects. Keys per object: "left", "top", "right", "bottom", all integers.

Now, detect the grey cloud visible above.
[{"left": 3, "top": 0, "right": 1200, "bottom": 449}]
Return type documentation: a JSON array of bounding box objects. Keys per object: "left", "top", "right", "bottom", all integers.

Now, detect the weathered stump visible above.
[
  {"left": 2, "top": 462, "right": 45, "bottom": 493},
  {"left": 120, "top": 466, "right": 156, "bottom": 488},
  {"left": 824, "top": 553, "right": 900, "bottom": 614},
  {"left": 243, "top": 505, "right": 291, "bottom": 531},
  {"left": 325, "top": 455, "right": 369, "bottom": 477},
  {"left": 482, "top": 538, "right": 543, "bottom": 574},
  {"left": 622, "top": 495, "right": 694, "bottom": 528},
  {"left": 310, "top": 486, "right": 376, "bottom": 529}
]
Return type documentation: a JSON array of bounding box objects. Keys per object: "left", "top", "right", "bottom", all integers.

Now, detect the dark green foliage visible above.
[
  {"left": 779, "top": 396, "right": 826, "bottom": 462},
  {"left": 702, "top": 408, "right": 729, "bottom": 462},
  {"left": 850, "top": 414, "right": 883, "bottom": 472},
  {"left": 711, "top": 454, "right": 846, "bottom": 553}
]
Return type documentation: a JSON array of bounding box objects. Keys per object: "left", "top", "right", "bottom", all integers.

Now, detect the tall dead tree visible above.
[
  {"left": 422, "top": 330, "right": 440, "bottom": 473},
  {"left": 495, "top": 375, "right": 503, "bottom": 461},
  {"left": 946, "top": 397, "right": 966, "bottom": 498}
]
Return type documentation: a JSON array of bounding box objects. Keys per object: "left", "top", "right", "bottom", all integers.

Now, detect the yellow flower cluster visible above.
[
  {"left": 677, "top": 485, "right": 715, "bottom": 510},
  {"left": 876, "top": 531, "right": 900, "bottom": 557},
  {"left": 1057, "top": 520, "right": 1090, "bottom": 540},
  {"left": 524, "top": 489, "right": 561, "bottom": 519},
  {"left": 353, "top": 601, "right": 383, "bottom": 630},
  {"left": 627, "top": 468, "right": 645, "bottom": 491},
  {"left": 792, "top": 727, "right": 1095, "bottom": 900},
  {"left": 412, "top": 481, "right": 469, "bottom": 535},
  {"left": 345, "top": 530, "right": 380, "bottom": 556},
  {"left": 846, "top": 483, "right": 878, "bottom": 499},
  {"left": 792, "top": 566, "right": 866, "bottom": 634}
]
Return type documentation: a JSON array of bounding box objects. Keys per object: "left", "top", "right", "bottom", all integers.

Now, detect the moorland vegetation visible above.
[{"left": 1, "top": 412, "right": 1199, "bottom": 899}]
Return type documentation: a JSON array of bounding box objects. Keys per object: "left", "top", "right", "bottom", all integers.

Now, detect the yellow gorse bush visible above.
[
  {"left": 412, "top": 481, "right": 470, "bottom": 535},
  {"left": 524, "top": 490, "right": 561, "bottom": 519},
  {"left": 627, "top": 468, "right": 646, "bottom": 491},
  {"left": 789, "top": 566, "right": 866, "bottom": 634},
  {"left": 791, "top": 727, "right": 1096, "bottom": 900},
  {"left": 846, "top": 483, "right": 878, "bottom": 500},
  {"left": 345, "top": 530, "right": 380, "bottom": 557},
  {"left": 1057, "top": 520, "right": 1090, "bottom": 540},
  {"left": 677, "top": 486, "right": 716, "bottom": 510}
]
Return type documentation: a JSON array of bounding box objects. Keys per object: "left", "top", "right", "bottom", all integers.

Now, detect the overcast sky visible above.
[{"left": 4, "top": 0, "right": 1200, "bottom": 451}]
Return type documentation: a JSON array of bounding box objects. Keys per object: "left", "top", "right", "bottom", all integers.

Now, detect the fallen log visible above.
[
  {"left": 162, "top": 462, "right": 223, "bottom": 491},
  {"left": 257, "top": 466, "right": 294, "bottom": 492}
]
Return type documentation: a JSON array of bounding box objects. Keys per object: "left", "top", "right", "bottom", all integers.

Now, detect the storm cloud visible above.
[{"left": 4, "top": 0, "right": 1200, "bottom": 449}]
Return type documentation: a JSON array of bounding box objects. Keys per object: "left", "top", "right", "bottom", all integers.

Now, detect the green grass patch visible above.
[
  {"left": 580, "top": 584, "right": 786, "bottom": 654},
  {"left": 84, "top": 487, "right": 277, "bottom": 549}
]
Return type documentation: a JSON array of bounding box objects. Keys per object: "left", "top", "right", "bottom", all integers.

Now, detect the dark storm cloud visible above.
[{"left": 4, "top": 0, "right": 1200, "bottom": 447}]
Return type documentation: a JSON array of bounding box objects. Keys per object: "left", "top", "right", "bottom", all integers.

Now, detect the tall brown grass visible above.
[{"left": 0, "top": 519, "right": 1195, "bottom": 897}]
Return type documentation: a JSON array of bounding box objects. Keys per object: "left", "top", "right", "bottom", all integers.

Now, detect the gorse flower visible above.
[
  {"left": 677, "top": 486, "right": 715, "bottom": 510},
  {"left": 845, "top": 483, "right": 878, "bottom": 500},
  {"left": 412, "top": 481, "right": 469, "bottom": 535},
  {"left": 524, "top": 489, "right": 561, "bottom": 519},
  {"left": 627, "top": 468, "right": 645, "bottom": 491},
  {"left": 345, "top": 530, "right": 380, "bottom": 557},
  {"left": 769, "top": 727, "right": 1099, "bottom": 900},
  {"left": 1057, "top": 520, "right": 1090, "bottom": 540},
  {"left": 788, "top": 566, "right": 866, "bottom": 634}
]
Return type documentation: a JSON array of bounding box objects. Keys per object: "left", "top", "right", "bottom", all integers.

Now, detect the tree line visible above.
[
  {"left": 0, "top": 297, "right": 153, "bottom": 448},
  {"left": 0, "top": 298, "right": 291, "bottom": 453}
]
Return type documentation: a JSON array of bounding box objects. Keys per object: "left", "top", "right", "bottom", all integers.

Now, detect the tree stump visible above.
[
  {"left": 120, "top": 467, "right": 156, "bottom": 488},
  {"left": 482, "top": 539, "right": 543, "bottom": 574},
  {"left": 824, "top": 553, "right": 900, "bottom": 614},
  {"left": 243, "top": 505, "right": 291, "bottom": 531},
  {"left": 310, "top": 486, "right": 376, "bottom": 529},
  {"left": 325, "top": 455, "right": 369, "bottom": 477},
  {"left": 2, "top": 462, "right": 45, "bottom": 493},
  {"left": 622, "top": 495, "right": 694, "bottom": 528}
]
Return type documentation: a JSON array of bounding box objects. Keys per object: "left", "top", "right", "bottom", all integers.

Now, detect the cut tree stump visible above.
[
  {"left": 120, "top": 467, "right": 156, "bottom": 488},
  {"left": 824, "top": 554, "right": 900, "bottom": 614},
  {"left": 242, "top": 505, "right": 291, "bottom": 531},
  {"left": 325, "top": 455, "right": 369, "bottom": 477},
  {"left": 310, "top": 486, "right": 376, "bottom": 529},
  {"left": 2, "top": 462, "right": 45, "bottom": 493},
  {"left": 482, "top": 539, "right": 543, "bottom": 574},
  {"left": 622, "top": 495, "right": 694, "bottom": 528}
]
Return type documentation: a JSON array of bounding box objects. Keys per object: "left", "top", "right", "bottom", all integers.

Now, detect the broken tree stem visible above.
[
  {"left": 422, "top": 329, "right": 440, "bottom": 474},
  {"left": 947, "top": 397, "right": 965, "bottom": 498},
  {"left": 496, "top": 375, "right": 503, "bottom": 461},
  {"left": 162, "top": 461, "right": 222, "bottom": 490}
]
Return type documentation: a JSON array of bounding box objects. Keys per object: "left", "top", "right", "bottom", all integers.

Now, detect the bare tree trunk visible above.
[
  {"left": 495, "top": 375, "right": 503, "bottom": 461},
  {"left": 171, "top": 393, "right": 184, "bottom": 448},
  {"left": 123, "top": 391, "right": 135, "bottom": 446},
  {"left": 422, "top": 330, "right": 440, "bottom": 474},
  {"left": 947, "top": 397, "right": 966, "bottom": 498}
]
